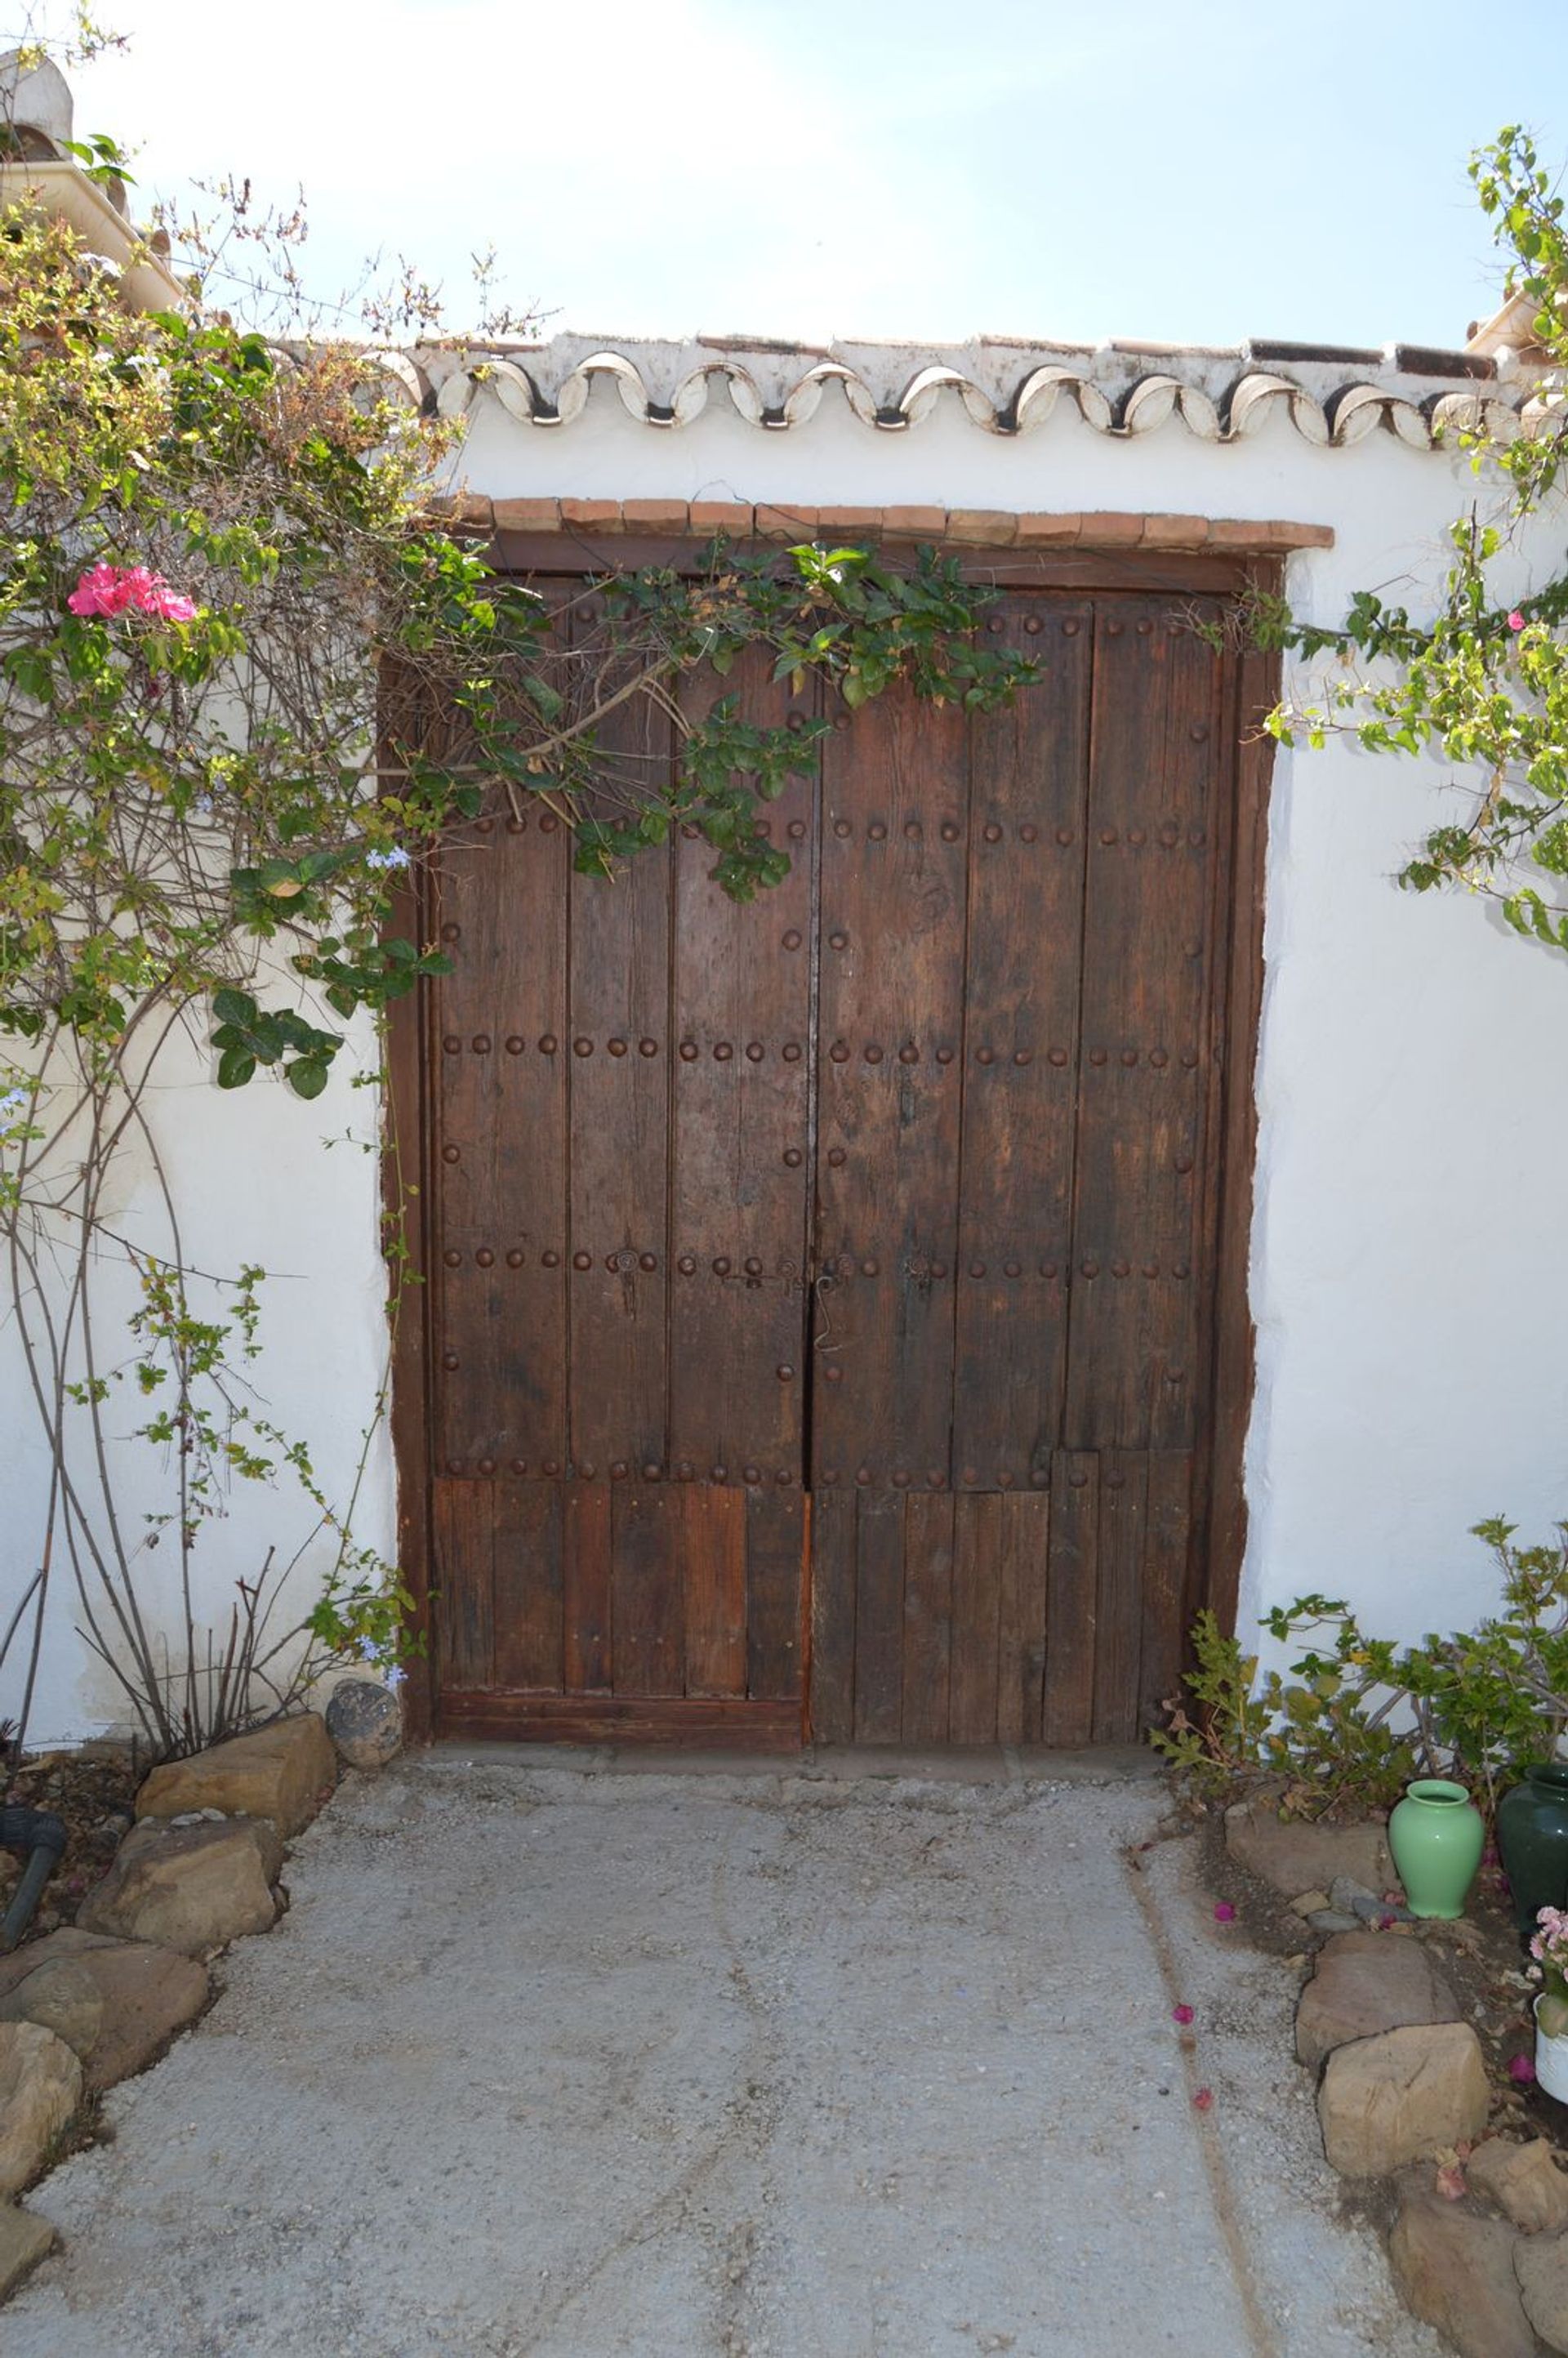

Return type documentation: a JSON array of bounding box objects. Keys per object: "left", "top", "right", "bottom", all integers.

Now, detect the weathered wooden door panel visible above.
[
  {"left": 812, "top": 688, "right": 969, "bottom": 1489},
  {"left": 1063, "top": 601, "right": 1223, "bottom": 1454},
  {"left": 668, "top": 652, "right": 814, "bottom": 1485},
  {"left": 565, "top": 609, "right": 672, "bottom": 1478},
  {"left": 422, "top": 571, "right": 1252, "bottom": 1750},
  {"left": 951, "top": 602, "right": 1093, "bottom": 1491}
]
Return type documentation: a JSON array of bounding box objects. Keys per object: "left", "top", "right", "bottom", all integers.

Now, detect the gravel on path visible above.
[{"left": 5, "top": 1752, "right": 1444, "bottom": 2358}]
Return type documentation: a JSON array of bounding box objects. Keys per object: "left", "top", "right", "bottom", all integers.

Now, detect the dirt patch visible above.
[
  {"left": 2, "top": 1744, "right": 140, "bottom": 1947},
  {"left": 1193, "top": 1794, "right": 1565, "bottom": 2146}
]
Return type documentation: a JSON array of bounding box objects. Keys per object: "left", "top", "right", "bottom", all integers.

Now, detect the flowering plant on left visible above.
[{"left": 0, "top": 200, "right": 521, "bottom": 1751}]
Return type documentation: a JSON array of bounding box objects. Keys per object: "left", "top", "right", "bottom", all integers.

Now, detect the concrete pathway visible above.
[{"left": 6, "top": 1752, "right": 1442, "bottom": 2358}]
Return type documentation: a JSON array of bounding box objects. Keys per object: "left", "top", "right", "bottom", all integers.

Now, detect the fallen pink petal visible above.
[
  {"left": 1509, "top": 2053, "right": 1537, "bottom": 2085},
  {"left": 1192, "top": 2087, "right": 1214, "bottom": 2111},
  {"left": 1214, "top": 1901, "right": 1236, "bottom": 1923},
  {"left": 1434, "top": 2164, "right": 1467, "bottom": 2202},
  {"left": 1172, "top": 2004, "right": 1195, "bottom": 2026}
]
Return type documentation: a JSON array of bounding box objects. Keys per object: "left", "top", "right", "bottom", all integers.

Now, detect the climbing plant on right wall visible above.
[{"left": 1269, "top": 129, "right": 1568, "bottom": 954}]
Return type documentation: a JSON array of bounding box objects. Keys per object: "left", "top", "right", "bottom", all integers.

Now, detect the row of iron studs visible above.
[
  {"left": 439, "top": 1249, "right": 1192, "bottom": 1277},
  {"left": 439, "top": 1037, "right": 1204, "bottom": 1063},
  {"left": 436, "top": 1455, "right": 1066, "bottom": 1488}
]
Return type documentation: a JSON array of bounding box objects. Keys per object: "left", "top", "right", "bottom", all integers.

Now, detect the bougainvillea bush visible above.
[{"left": 0, "top": 160, "right": 1034, "bottom": 1756}]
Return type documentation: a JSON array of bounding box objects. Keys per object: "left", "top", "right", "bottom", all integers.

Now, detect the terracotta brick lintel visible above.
[{"left": 436, "top": 494, "right": 1334, "bottom": 552}]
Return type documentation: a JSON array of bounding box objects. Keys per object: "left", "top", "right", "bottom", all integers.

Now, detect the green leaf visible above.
[
  {"left": 216, "top": 1047, "right": 256, "bottom": 1090},
  {"left": 287, "top": 1059, "right": 329, "bottom": 1100}
]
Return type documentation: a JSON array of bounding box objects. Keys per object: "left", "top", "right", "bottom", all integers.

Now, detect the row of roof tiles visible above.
[{"left": 368, "top": 335, "right": 1556, "bottom": 453}]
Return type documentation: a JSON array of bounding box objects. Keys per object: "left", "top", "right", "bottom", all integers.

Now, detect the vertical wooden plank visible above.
[
  {"left": 612, "top": 1485, "right": 683, "bottom": 1696},
  {"left": 683, "top": 1486, "right": 747, "bottom": 1698},
  {"left": 952, "top": 596, "right": 1091, "bottom": 1490},
  {"left": 492, "top": 1482, "right": 564, "bottom": 1690},
  {"left": 563, "top": 1482, "right": 612, "bottom": 1693},
  {"left": 430, "top": 594, "right": 570, "bottom": 1480},
  {"left": 669, "top": 650, "right": 814, "bottom": 1486},
  {"left": 853, "top": 1491, "right": 906, "bottom": 1744},
  {"left": 384, "top": 821, "right": 435, "bottom": 1741},
  {"left": 949, "top": 1494, "right": 1001, "bottom": 1745},
  {"left": 567, "top": 596, "right": 672, "bottom": 1478},
  {"left": 1206, "top": 609, "right": 1280, "bottom": 1638},
  {"left": 813, "top": 684, "right": 969, "bottom": 1488},
  {"left": 1092, "top": 1449, "right": 1147, "bottom": 1744},
  {"left": 1044, "top": 1448, "right": 1098, "bottom": 1745},
  {"left": 808, "top": 1486, "right": 857, "bottom": 1741},
  {"left": 1065, "top": 597, "right": 1223, "bottom": 1455},
  {"left": 902, "top": 1491, "right": 955, "bottom": 1743},
  {"left": 1140, "top": 1450, "right": 1195, "bottom": 1732},
  {"left": 433, "top": 1481, "right": 494, "bottom": 1692},
  {"left": 995, "top": 1491, "right": 1051, "bottom": 1744},
  {"left": 746, "top": 1488, "right": 805, "bottom": 1701}
]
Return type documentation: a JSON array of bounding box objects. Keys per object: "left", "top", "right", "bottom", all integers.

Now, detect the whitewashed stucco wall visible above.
[
  {"left": 0, "top": 999, "right": 395, "bottom": 1750},
  {"left": 8, "top": 366, "right": 1566, "bottom": 1743}
]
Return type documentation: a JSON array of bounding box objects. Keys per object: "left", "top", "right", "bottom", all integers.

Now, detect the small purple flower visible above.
[
  {"left": 364, "top": 845, "right": 412, "bottom": 871},
  {"left": 384, "top": 1665, "right": 406, "bottom": 1690}
]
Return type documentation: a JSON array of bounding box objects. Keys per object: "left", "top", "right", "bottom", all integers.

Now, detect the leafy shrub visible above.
[{"left": 1152, "top": 1517, "right": 1568, "bottom": 1819}]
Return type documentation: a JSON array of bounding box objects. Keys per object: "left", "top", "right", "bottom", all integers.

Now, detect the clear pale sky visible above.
[{"left": 51, "top": 0, "right": 1568, "bottom": 350}]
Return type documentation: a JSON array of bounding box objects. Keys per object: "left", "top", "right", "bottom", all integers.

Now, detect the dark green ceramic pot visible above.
[{"left": 1495, "top": 1763, "right": 1568, "bottom": 1942}]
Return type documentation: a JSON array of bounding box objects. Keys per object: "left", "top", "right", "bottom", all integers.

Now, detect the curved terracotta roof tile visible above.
[{"left": 399, "top": 336, "right": 1538, "bottom": 452}]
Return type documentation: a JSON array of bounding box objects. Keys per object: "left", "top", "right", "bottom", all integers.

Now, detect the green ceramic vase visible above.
[
  {"left": 1387, "top": 1778, "right": 1485, "bottom": 1919},
  {"left": 1496, "top": 1763, "right": 1568, "bottom": 1941}
]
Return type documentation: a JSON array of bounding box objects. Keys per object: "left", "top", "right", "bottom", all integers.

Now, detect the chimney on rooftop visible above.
[{"left": 0, "top": 47, "right": 74, "bottom": 161}]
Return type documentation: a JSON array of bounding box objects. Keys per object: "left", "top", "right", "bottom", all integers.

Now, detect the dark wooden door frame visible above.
[{"left": 385, "top": 539, "right": 1282, "bottom": 1746}]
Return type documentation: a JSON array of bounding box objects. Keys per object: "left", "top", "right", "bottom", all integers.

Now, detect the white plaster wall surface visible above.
[
  {"left": 0, "top": 1001, "right": 394, "bottom": 1750},
  {"left": 8, "top": 368, "right": 1566, "bottom": 1742}
]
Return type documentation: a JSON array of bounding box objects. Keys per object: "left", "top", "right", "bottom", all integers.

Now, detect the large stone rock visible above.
[
  {"left": 136, "top": 1714, "right": 334, "bottom": 1836},
  {"left": 0, "top": 2203, "right": 56, "bottom": 2301},
  {"left": 1516, "top": 2230, "right": 1568, "bottom": 2351},
  {"left": 1223, "top": 1801, "right": 1392, "bottom": 1897},
  {"left": 0, "top": 2021, "right": 81, "bottom": 2198},
  {"left": 77, "top": 1819, "right": 282, "bottom": 1959},
  {"left": 1295, "top": 1928, "right": 1461, "bottom": 2071},
  {"left": 1318, "top": 2021, "right": 1490, "bottom": 2177},
  {"left": 1470, "top": 2137, "right": 1568, "bottom": 2235},
  {"left": 1389, "top": 2176, "right": 1537, "bottom": 2358},
  {"left": 0, "top": 1928, "right": 208, "bottom": 2093},
  {"left": 325, "top": 1678, "right": 403, "bottom": 1773}
]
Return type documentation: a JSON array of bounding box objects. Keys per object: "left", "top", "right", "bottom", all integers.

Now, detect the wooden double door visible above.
[{"left": 412, "top": 561, "right": 1263, "bottom": 1750}]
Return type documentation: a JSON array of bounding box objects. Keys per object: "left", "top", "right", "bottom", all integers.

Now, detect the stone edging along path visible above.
[
  {"left": 1218, "top": 1797, "right": 1568, "bottom": 2358},
  {"left": 0, "top": 1683, "right": 399, "bottom": 2302}
]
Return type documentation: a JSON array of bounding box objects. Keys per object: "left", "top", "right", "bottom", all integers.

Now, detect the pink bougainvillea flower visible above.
[
  {"left": 1192, "top": 2087, "right": 1214, "bottom": 2111},
  {"left": 1172, "top": 2004, "right": 1195, "bottom": 2026},
  {"left": 1508, "top": 609, "right": 1527, "bottom": 631},
  {"left": 145, "top": 584, "right": 198, "bottom": 622},
  {"left": 1213, "top": 1901, "right": 1236, "bottom": 1923},
  {"left": 66, "top": 561, "right": 198, "bottom": 624},
  {"left": 67, "top": 560, "right": 130, "bottom": 617},
  {"left": 1508, "top": 2053, "right": 1538, "bottom": 2085}
]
